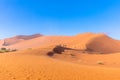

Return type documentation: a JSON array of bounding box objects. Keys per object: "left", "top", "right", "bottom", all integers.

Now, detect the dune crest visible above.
[
  {"left": 86, "top": 34, "right": 120, "bottom": 53},
  {"left": 2, "top": 34, "right": 42, "bottom": 46}
]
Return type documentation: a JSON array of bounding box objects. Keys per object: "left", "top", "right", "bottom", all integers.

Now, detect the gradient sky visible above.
[{"left": 0, "top": 0, "right": 120, "bottom": 39}]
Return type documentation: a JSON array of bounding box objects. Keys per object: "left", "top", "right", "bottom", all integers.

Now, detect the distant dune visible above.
[{"left": 2, "top": 34, "right": 42, "bottom": 46}]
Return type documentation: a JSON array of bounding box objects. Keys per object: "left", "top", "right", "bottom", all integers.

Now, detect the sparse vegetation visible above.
[
  {"left": 70, "top": 54, "right": 75, "bottom": 56},
  {"left": 28, "top": 48, "right": 32, "bottom": 50},
  {"left": 47, "top": 52, "right": 54, "bottom": 56},
  {"left": 53, "top": 45, "right": 65, "bottom": 54},
  {"left": 98, "top": 52, "right": 104, "bottom": 54},
  {"left": 1, "top": 47, "right": 7, "bottom": 51},
  {"left": 47, "top": 45, "right": 65, "bottom": 57},
  {"left": 0, "top": 48, "right": 17, "bottom": 53},
  {"left": 11, "top": 49, "right": 17, "bottom": 52},
  {"left": 97, "top": 61, "right": 104, "bottom": 65}
]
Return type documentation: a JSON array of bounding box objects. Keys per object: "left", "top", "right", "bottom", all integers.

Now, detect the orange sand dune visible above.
[
  {"left": 3, "top": 33, "right": 120, "bottom": 53},
  {"left": 1, "top": 32, "right": 120, "bottom": 80},
  {"left": 0, "top": 52, "right": 120, "bottom": 80}
]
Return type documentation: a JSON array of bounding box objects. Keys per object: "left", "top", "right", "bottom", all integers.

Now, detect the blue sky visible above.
[{"left": 0, "top": 0, "right": 120, "bottom": 39}]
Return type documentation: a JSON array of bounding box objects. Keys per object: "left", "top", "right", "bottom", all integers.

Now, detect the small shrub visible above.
[
  {"left": 70, "top": 54, "right": 75, "bottom": 56},
  {"left": 1, "top": 48, "right": 7, "bottom": 50},
  {"left": 11, "top": 49, "right": 17, "bottom": 52},
  {"left": 47, "top": 52, "right": 54, "bottom": 56},
  {"left": 28, "top": 48, "right": 32, "bottom": 50},
  {"left": 0, "top": 48, "right": 17, "bottom": 53},
  {"left": 97, "top": 61, "right": 104, "bottom": 65},
  {"left": 53, "top": 45, "right": 65, "bottom": 54},
  {"left": 99, "top": 52, "right": 104, "bottom": 54},
  {"left": 5, "top": 49, "right": 10, "bottom": 52},
  {"left": 0, "top": 50, "right": 5, "bottom": 53}
]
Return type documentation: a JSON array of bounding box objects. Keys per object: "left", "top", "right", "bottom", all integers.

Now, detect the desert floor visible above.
[{"left": 1, "top": 51, "right": 120, "bottom": 80}]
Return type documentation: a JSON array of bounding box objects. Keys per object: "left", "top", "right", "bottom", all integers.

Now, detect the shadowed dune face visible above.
[{"left": 86, "top": 34, "right": 120, "bottom": 53}]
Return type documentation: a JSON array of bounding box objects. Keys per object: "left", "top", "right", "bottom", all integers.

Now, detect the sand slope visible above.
[
  {"left": 11, "top": 46, "right": 120, "bottom": 67},
  {"left": 1, "top": 53, "right": 120, "bottom": 80}
]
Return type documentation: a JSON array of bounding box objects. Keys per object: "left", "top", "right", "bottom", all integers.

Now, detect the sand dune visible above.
[
  {"left": 1, "top": 33, "right": 120, "bottom": 80},
  {"left": 2, "top": 34, "right": 42, "bottom": 46},
  {"left": 86, "top": 34, "right": 120, "bottom": 53},
  {"left": 2, "top": 33, "right": 120, "bottom": 53}
]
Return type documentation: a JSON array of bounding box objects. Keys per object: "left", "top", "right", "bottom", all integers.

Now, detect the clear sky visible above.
[{"left": 0, "top": 0, "right": 120, "bottom": 39}]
